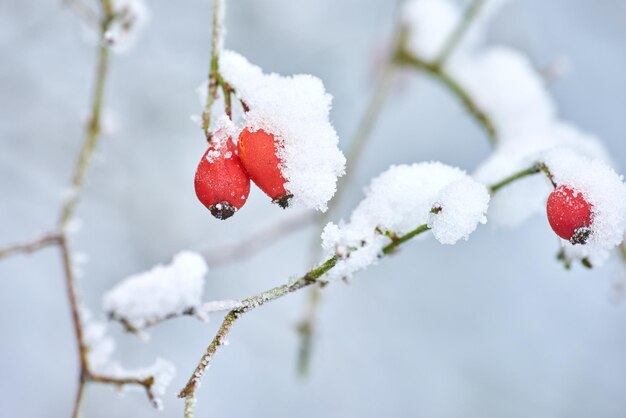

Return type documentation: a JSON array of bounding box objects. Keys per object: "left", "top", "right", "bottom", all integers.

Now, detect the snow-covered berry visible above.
[
  {"left": 237, "top": 128, "right": 291, "bottom": 208},
  {"left": 546, "top": 185, "right": 592, "bottom": 244},
  {"left": 194, "top": 136, "right": 250, "bottom": 220}
]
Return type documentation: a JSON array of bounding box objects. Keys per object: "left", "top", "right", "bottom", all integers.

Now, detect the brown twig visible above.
[
  {"left": 0, "top": 233, "right": 61, "bottom": 260},
  {"left": 88, "top": 372, "right": 158, "bottom": 407},
  {"left": 0, "top": 1, "right": 164, "bottom": 415}
]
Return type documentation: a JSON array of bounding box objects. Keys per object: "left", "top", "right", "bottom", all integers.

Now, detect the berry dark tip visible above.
[
  {"left": 569, "top": 226, "right": 591, "bottom": 245},
  {"left": 273, "top": 194, "right": 293, "bottom": 209},
  {"left": 209, "top": 202, "right": 237, "bottom": 220}
]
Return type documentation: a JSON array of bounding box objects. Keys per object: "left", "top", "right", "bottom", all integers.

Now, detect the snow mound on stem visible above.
[
  {"left": 219, "top": 50, "right": 346, "bottom": 212},
  {"left": 103, "top": 251, "right": 207, "bottom": 330},
  {"left": 321, "top": 162, "right": 489, "bottom": 279}
]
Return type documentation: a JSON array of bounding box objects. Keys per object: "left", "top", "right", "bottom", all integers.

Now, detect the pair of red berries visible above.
[
  {"left": 546, "top": 185, "right": 593, "bottom": 244},
  {"left": 194, "top": 128, "right": 290, "bottom": 219}
]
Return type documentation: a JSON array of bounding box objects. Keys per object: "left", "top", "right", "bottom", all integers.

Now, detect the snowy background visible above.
[{"left": 2, "top": 0, "right": 626, "bottom": 417}]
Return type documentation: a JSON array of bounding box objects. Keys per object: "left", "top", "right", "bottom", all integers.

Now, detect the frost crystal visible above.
[
  {"left": 322, "top": 163, "right": 489, "bottom": 280},
  {"left": 104, "top": 0, "right": 149, "bottom": 54},
  {"left": 103, "top": 251, "right": 208, "bottom": 329},
  {"left": 219, "top": 50, "right": 346, "bottom": 211},
  {"left": 543, "top": 149, "right": 626, "bottom": 265}
]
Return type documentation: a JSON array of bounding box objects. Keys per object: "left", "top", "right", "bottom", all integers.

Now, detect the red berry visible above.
[
  {"left": 237, "top": 128, "right": 292, "bottom": 208},
  {"left": 194, "top": 137, "right": 250, "bottom": 220},
  {"left": 546, "top": 185, "right": 593, "bottom": 244}
]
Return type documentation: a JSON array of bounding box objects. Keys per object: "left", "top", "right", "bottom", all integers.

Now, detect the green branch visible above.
[{"left": 394, "top": 48, "right": 497, "bottom": 143}]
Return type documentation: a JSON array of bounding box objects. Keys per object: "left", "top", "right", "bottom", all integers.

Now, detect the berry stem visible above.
[
  {"left": 488, "top": 162, "right": 555, "bottom": 194},
  {"left": 201, "top": 0, "right": 225, "bottom": 138}
]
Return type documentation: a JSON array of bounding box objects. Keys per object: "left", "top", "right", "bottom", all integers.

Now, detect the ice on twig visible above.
[
  {"left": 219, "top": 50, "right": 346, "bottom": 212},
  {"left": 195, "top": 299, "right": 244, "bottom": 321},
  {"left": 103, "top": 251, "right": 208, "bottom": 330},
  {"left": 322, "top": 163, "right": 489, "bottom": 280},
  {"left": 543, "top": 149, "right": 626, "bottom": 265}
]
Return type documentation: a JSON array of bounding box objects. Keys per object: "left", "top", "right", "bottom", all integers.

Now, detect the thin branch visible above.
[
  {"left": 204, "top": 211, "right": 318, "bottom": 267},
  {"left": 434, "top": 0, "right": 486, "bottom": 65},
  {"left": 395, "top": 48, "right": 497, "bottom": 143},
  {"left": 179, "top": 164, "right": 551, "bottom": 414},
  {"left": 59, "top": 235, "right": 90, "bottom": 372},
  {"left": 0, "top": 233, "right": 61, "bottom": 260},
  {"left": 489, "top": 162, "right": 553, "bottom": 194},
  {"left": 295, "top": 284, "right": 322, "bottom": 376},
  {"left": 58, "top": 26, "right": 112, "bottom": 228},
  {"left": 178, "top": 256, "right": 339, "bottom": 401},
  {"left": 71, "top": 377, "right": 86, "bottom": 418},
  {"left": 201, "top": 0, "right": 225, "bottom": 138},
  {"left": 88, "top": 372, "right": 159, "bottom": 407}
]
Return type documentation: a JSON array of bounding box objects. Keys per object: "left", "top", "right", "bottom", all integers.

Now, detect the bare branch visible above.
[
  {"left": 178, "top": 256, "right": 338, "bottom": 403},
  {"left": 88, "top": 372, "right": 160, "bottom": 408},
  {"left": 0, "top": 233, "right": 61, "bottom": 260}
]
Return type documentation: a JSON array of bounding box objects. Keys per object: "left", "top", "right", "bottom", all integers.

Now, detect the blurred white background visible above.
[{"left": 2, "top": 0, "right": 626, "bottom": 417}]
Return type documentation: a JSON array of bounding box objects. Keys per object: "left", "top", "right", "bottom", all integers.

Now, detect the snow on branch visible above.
[
  {"left": 82, "top": 308, "right": 176, "bottom": 410},
  {"left": 103, "top": 252, "right": 209, "bottom": 332},
  {"left": 321, "top": 162, "right": 490, "bottom": 280}
]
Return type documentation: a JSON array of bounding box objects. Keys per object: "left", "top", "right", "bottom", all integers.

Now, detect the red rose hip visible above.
[
  {"left": 546, "top": 185, "right": 593, "bottom": 244},
  {"left": 237, "top": 128, "right": 292, "bottom": 208},
  {"left": 195, "top": 137, "right": 250, "bottom": 220}
]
